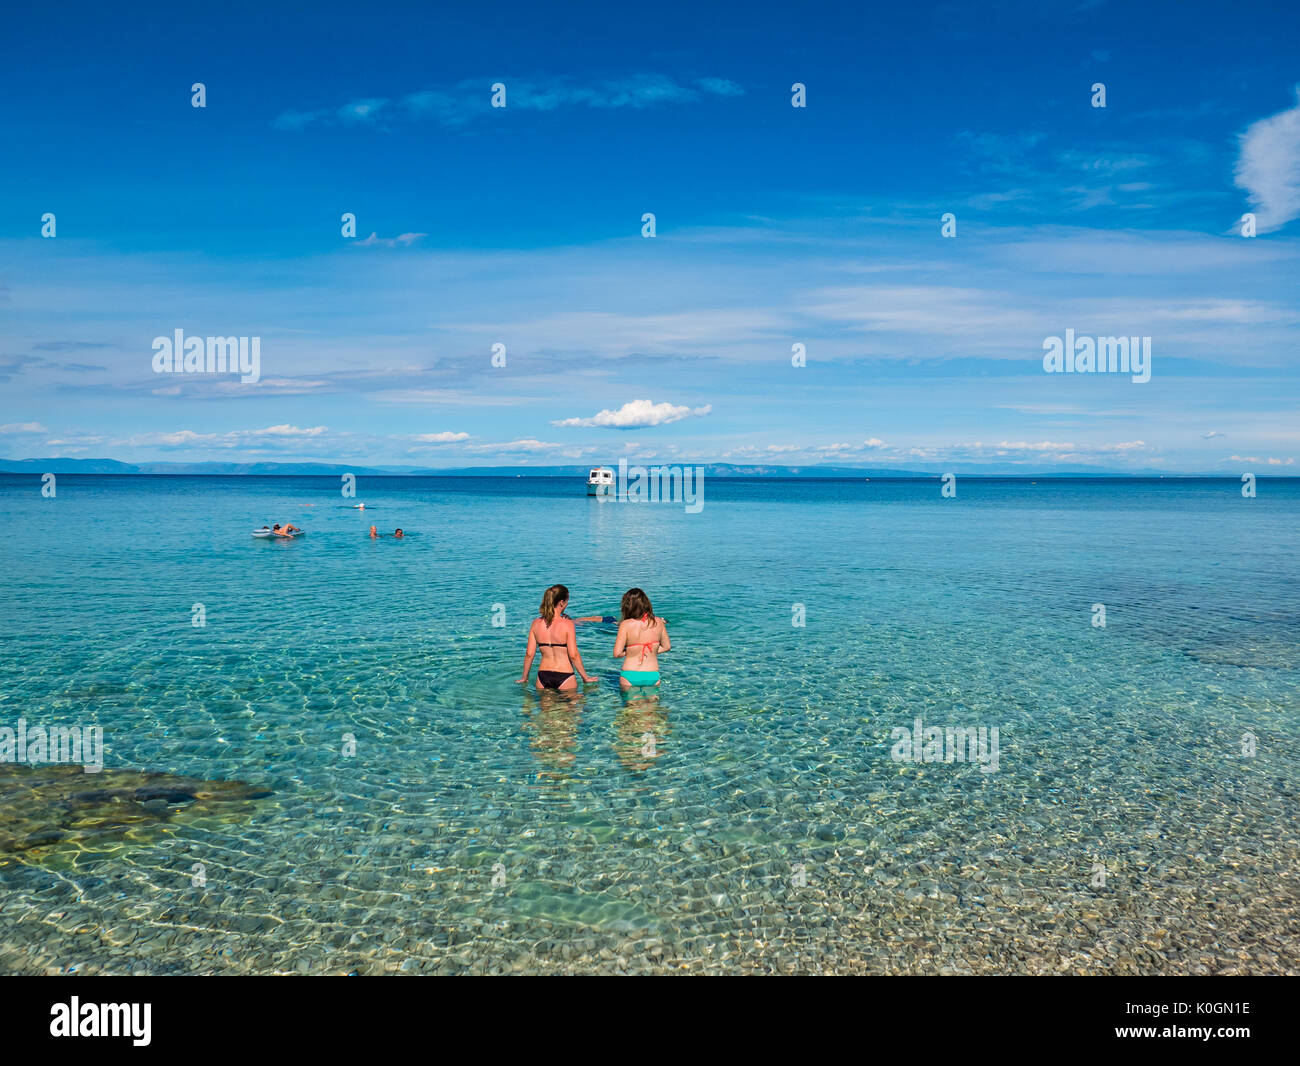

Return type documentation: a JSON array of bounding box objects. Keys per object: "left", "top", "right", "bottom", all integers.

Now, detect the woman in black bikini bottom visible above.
[{"left": 517, "top": 584, "right": 599, "bottom": 691}]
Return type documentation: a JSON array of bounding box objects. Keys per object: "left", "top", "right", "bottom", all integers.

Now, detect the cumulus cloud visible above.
[
  {"left": 553, "top": 399, "right": 712, "bottom": 429},
  {"left": 1235, "top": 88, "right": 1300, "bottom": 233}
]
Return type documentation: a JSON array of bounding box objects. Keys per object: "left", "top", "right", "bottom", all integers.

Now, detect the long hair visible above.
[
  {"left": 540, "top": 584, "right": 569, "bottom": 624},
  {"left": 620, "top": 587, "right": 653, "bottom": 623}
]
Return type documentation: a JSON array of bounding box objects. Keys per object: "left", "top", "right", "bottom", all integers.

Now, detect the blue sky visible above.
[{"left": 2, "top": 0, "right": 1298, "bottom": 471}]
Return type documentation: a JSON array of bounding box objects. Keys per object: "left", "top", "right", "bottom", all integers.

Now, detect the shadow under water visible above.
[{"left": 0, "top": 764, "right": 272, "bottom": 869}]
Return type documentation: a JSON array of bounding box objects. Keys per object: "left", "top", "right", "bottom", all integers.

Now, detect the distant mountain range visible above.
[{"left": 0, "top": 456, "right": 1270, "bottom": 477}]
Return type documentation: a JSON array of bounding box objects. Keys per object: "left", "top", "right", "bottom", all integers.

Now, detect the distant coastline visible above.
[{"left": 1, "top": 457, "right": 1290, "bottom": 478}]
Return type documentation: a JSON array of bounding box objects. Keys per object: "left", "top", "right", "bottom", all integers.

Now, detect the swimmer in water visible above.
[
  {"left": 614, "top": 587, "right": 670, "bottom": 690},
  {"left": 394, "top": 528, "right": 404, "bottom": 538},
  {"left": 368, "top": 525, "right": 378, "bottom": 538},
  {"left": 517, "top": 584, "right": 598, "bottom": 692}
]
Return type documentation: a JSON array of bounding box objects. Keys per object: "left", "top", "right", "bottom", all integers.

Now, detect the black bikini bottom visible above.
[{"left": 538, "top": 670, "right": 574, "bottom": 690}]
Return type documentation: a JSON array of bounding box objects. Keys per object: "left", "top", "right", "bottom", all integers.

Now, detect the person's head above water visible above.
[
  {"left": 272, "top": 523, "right": 282, "bottom": 531},
  {"left": 394, "top": 528, "right": 403, "bottom": 537},
  {"left": 540, "top": 584, "right": 570, "bottom": 624},
  {"left": 621, "top": 588, "right": 653, "bottom": 621}
]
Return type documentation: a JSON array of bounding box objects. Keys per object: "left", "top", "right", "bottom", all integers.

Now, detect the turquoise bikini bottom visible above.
[{"left": 620, "top": 670, "right": 661, "bottom": 687}]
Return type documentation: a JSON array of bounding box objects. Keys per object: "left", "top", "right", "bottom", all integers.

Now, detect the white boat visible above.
[{"left": 586, "top": 466, "right": 615, "bottom": 497}]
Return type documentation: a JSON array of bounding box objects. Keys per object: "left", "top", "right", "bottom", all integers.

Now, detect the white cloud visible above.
[
  {"left": 1229, "top": 454, "right": 1294, "bottom": 465},
  {"left": 553, "top": 399, "right": 712, "bottom": 429},
  {"left": 249, "top": 424, "right": 327, "bottom": 438},
  {"left": 277, "top": 75, "right": 744, "bottom": 132},
  {"left": 125, "top": 425, "right": 327, "bottom": 448},
  {"left": 1235, "top": 89, "right": 1300, "bottom": 233},
  {"left": 355, "top": 232, "right": 427, "bottom": 248},
  {"left": 339, "top": 98, "right": 388, "bottom": 123},
  {"left": 474, "top": 438, "right": 565, "bottom": 453},
  {"left": 965, "top": 440, "right": 1146, "bottom": 455},
  {"left": 408, "top": 431, "right": 470, "bottom": 443},
  {"left": 721, "top": 438, "right": 1149, "bottom": 465},
  {"left": 42, "top": 440, "right": 98, "bottom": 451},
  {"left": 0, "top": 422, "right": 48, "bottom": 434},
  {"left": 137, "top": 430, "right": 208, "bottom": 446}
]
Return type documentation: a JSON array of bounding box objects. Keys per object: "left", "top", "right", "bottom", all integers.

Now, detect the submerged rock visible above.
[
  {"left": 1184, "top": 637, "right": 1295, "bottom": 669},
  {"left": 0, "top": 764, "right": 272, "bottom": 868}
]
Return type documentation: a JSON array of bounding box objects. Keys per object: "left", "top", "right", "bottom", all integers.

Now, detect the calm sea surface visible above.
[{"left": 1, "top": 474, "right": 1297, "bottom": 973}]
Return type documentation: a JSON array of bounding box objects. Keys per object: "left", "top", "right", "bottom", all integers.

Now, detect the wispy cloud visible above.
[
  {"left": 469, "top": 438, "right": 597, "bottom": 458},
  {"left": 354, "top": 232, "right": 427, "bottom": 248},
  {"left": 1235, "top": 88, "right": 1300, "bottom": 233},
  {"left": 723, "top": 438, "right": 1150, "bottom": 467},
  {"left": 406, "top": 431, "right": 470, "bottom": 443},
  {"left": 1228, "top": 454, "right": 1295, "bottom": 465},
  {"left": 273, "top": 75, "right": 743, "bottom": 131},
  {"left": 125, "top": 425, "right": 328, "bottom": 448}
]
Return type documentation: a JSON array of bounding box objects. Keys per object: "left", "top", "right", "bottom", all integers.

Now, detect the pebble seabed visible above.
[{"left": 1, "top": 740, "right": 1296, "bottom": 976}]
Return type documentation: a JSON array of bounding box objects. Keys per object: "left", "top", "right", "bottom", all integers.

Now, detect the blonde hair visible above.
[{"left": 540, "top": 584, "right": 569, "bottom": 624}]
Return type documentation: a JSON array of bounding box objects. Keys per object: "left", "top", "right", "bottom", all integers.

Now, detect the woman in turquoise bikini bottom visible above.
[{"left": 614, "top": 587, "right": 671, "bottom": 691}]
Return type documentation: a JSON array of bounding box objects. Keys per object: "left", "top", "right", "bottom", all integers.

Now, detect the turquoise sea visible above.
[{"left": 1, "top": 474, "right": 1297, "bottom": 974}]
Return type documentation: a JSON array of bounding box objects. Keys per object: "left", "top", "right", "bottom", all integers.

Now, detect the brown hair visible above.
[
  {"left": 620, "top": 588, "right": 653, "bottom": 623},
  {"left": 540, "top": 584, "right": 569, "bottom": 624}
]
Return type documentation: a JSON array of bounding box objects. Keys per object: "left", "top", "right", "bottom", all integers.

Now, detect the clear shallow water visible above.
[{"left": 0, "top": 474, "right": 1297, "bottom": 974}]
